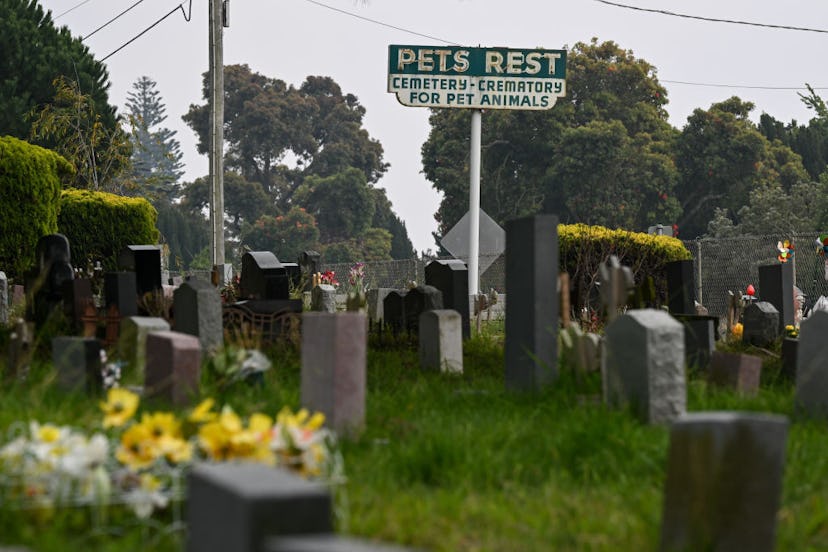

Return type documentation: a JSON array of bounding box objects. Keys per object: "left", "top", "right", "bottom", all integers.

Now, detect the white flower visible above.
[{"left": 124, "top": 473, "right": 169, "bottom": 519}]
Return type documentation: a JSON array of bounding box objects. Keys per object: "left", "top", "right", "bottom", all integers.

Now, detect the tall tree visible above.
[
  {"left": 179, "top": 172, "right": 270, "bottom": 240},
  {"left": 422, "top": 39, "right": 679, "bottom": 240},
  {"left": 122, "top": 76, "right": 184, "bottom": 203},
  {"left": 675, "top": 97, "right": 809, "bottom": 238},
  {"left": 1, "top": 0, "right": 119, "bottom": 144}
]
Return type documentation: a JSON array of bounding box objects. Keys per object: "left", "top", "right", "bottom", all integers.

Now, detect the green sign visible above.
[{"left": 388, "top": 44, "right": 566, "bottom": 110}]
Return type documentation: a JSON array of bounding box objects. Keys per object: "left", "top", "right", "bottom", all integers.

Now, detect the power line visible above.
[
  {"left": 300, "top": 0, "right": 460, "bottom": 45},
  {"left": 594, "top": 0, "right": 828, "bottom": 34},
  {"left": 101, "top": 0, "right": 192, "bottom": 62},
  {"left": 54, "top": 0, "right": 94, "bottom": 20},
  {"left": 82, "top": 0, "right": 147, "bottom": 41},
  {"left": 662, "top": 79, "right": 828, "bottom": 91}
]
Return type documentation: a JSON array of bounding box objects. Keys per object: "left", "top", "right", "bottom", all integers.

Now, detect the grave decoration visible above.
[
  {"left": 817, "top": 234, "right": 828, "bottom": 280},
  {"left": 0, "top": 388, "right": 340, "bottom": 524},
  {"left": 345, "top": 262, "right": 367, "bottom": 312},
  {"left": 776, "top": 239, "right": 794, "bottom": 263}
]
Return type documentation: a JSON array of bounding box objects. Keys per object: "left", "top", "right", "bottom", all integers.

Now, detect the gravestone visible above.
[
  {"left": 186, "top": 463, "right": 332, "bottom": 552},
  {"left": 673, "top": 314, "right": 715, "bottom": 371},
  {"left": 301, "top": 312, "right": 366, "bottom": 436},
  {"left": 709, "top": 351, "right": 761, "bottom": 396},
  {"left": 419, "top": 309, "right": 463, "bottom": 374},
  {"left": 665, "top": 259, "right": 695, "bottom": 315},
  {"left": 61, "top": 278, "right": 93, "bottom": 332},
  {"left": 104, "top": 272, "right": 138, "bottom": 317},
  {"left": 598, "top": 255, "right": 634, "bottom": 323},
  {"left": 298, "top": 250, "right": 321, "bottom": 292},
  {"left": 118, "top": 245, "right": 163, "bottom": 297},
  {"left": 742, "top": 301, "right": 780, "bottom": 347},
  {"left": 264, "top": 535, "right": 413, "bottom": 552},
  {"left": 758, "top": 262, "right": 794, "bottom": 333},
  {"left": 504, "top": 215, "right": 559, "bottom": 391},
  {"left": 366, "top": 288, "right": 394, "bottom": 329},
  {"left": 382, "top": 290, "right": 406, "bottom": 334},
  {"left": 12, "top": 284, "right": 24, "bottom": 310},
  {"left": 781, "top": 337, "right": 798, "bottom": 380},
  {"left": 173, "top": 279, "right": 224, "bottom": 353},
  {"left": 602, "top": 309, "right": 686, "bottom": 424},
  {"left": 241, "top": 251, "right": 290, "bottom": 300},
  {"left": 559, "top": 323, "right": 600, "bottom": 374},
  {"left": 144, "top": 330, "right": 201, "bottom": 407},
  {"left": 795, "top": 310, "right": 828, "bottom": 417},
  {"left": 0, "top": 271, "right": 7, "bottom": 324},
  {"left": 28, "top": 234, "right": 74, "bottom": 325},
  {"left": 425, "top": 259, "right": 470, "bottom": 339},
  {"left": 118, "top": 316, "right": 171, "bottom": 379},
  {"left": 311, "top": 284, "right": 337, "bottom": 313},
  {"left": 52, "top": 336, "right": 102, "bottom": 393},
  {"left": 403, "top": 285, "right": 443, "bottom": 334},
  {"left": 659, "top": 412, "right": 789, "bottom": 552}
]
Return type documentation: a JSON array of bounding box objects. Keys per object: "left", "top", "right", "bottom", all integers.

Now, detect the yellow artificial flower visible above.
[
  {"left": 198, "top": 421, "right": 232, "bottom": 461},
  {"left": 141, "top": 412, "right": 181, "bottom": 442},
  {"left": 159, "top": 437, "right": 193, "bottom": 464},
  {"left": 276, "top": 406, "right": 325, "bottom": 431},
  {"left": 189, "top": 398, "right": 217, "bottom": 423},
  {"left": 731, "top": 323, "right": 744, "bottom": 340},
  {"left": 116, "top": 423, "right": 160, "bottom": 470},
  {"left": 248, "top": 413, "right": 273, "bottom": 434},
  {"left": 218, "top": 406, "right": 243, "bottom": 434},
  {"left": 100, "top": 388, "right": 140, "bottom": 429}
]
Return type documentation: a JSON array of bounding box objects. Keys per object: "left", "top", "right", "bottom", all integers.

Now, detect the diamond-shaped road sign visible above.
[{"left": 440, "top": 209, "right": 505, "bottom": 274}]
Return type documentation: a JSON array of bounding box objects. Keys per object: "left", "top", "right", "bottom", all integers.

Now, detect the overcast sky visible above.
[{"left": 39, "top": 0, "right": 828, "bottom": 253}]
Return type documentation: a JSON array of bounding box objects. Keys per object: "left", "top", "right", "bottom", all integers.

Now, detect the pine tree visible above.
[{"left": 123, "top": 76, "right": 184, "bottom": 203}]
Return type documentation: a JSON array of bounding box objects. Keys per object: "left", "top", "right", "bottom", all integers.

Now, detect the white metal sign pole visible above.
[{"left": 468, "top": 109, "right": 482, "bottom": 296}]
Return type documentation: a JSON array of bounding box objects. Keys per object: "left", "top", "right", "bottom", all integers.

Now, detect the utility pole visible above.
[{"left": 208, "top": 0, "right": 226, "bottom": 284}]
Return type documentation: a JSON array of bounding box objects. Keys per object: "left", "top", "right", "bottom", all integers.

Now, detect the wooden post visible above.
[{"left": 560, "top": 272, "right": 570, "bottom": 327}]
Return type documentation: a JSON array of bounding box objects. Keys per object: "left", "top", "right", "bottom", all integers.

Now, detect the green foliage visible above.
[
  {"left": 242, "top": 206, "right": 320, "bottom": 263},
  {"left": 294, "top": 168, "right": 375, "bottom": 242},
  {"left": 0, "top": 135, "right": 70, "bottom": 280},
  {"left": 558, "top": 223, "right": 692, "bottom": 311},
  {"left": 155, "top": 202, "right": 209, "bottom": 271},
  {"left": 57, "top": 188, "right": 159, "bottom": 270},
  {"left": 28, "top": 76, "right": 131, "bottom": 191},
  {"left": 180, "top": 172, "right": 270, "bottom": 240}
]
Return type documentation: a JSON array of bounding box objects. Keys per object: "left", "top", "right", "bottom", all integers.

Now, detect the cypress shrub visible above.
[
  {"left": 0, "top": 136, "right": 72, "bottom": 281},
  {"left": 58, "top": 189, "right": 159, "bottom": 271}
]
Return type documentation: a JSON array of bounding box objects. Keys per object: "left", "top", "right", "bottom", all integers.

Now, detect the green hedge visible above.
[
  {"left": 0, "top": 136, "right": 72, "bottom": 281},
  {"left": 559, "top": 223, "right": 692, "bottom": 312},
  {"left": 58, "top": 189, "right": 159, "bottom": 271}
]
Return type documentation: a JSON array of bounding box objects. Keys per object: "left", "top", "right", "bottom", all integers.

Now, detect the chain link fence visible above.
[{"left": 684, "top": 233, "right": 828, "bottom": 319}]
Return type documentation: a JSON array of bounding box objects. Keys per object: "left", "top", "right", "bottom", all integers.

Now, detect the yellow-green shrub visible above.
[
  {"left": 0, "top": 136, "right": 72, "bottom": 281},
  {"left": 58, "top": 189, "right": 159, "bottom": 270},
  {"left": 559, "top": 223, "right": 692, "bottom": 312}
]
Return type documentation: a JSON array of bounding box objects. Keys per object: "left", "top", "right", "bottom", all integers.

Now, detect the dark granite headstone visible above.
[
  {"left": 403, "top": 285, "right": 443, "bottom": 334},
  {"left": 104, "top": 271, "right": 138, "bottom": 317},
  {"left": 281, "top": 262, "right": 301, "bottom": 292},
  {"left": 240, "top": 251, "right": 289, "bottom": 300},
  {"left": 366, "top": 288, "right": 394, "bottom": 329},
  {"left": 742, "top": 301, "right": 780, "bottom": 347},
  {"left": 781, "top": 337, "right": 798, "bottom": 380},
  {"left": 52, "top": 336, "right": 102, "bottom": 393},
  {"left": 504, "top": 215, "right": 559, "bottom": 391},
  {"left": 382, "top": 290, "right": 406, "bottom": 334},
  {"left": 61, "top": 278, "right": 93, "bottom": 332},
  {"left": 118, "top": 245, "right": 162, "bottom": 296},
  {"left": 298, "top": 250, "right": 321, "bottom": 292},
  {"left": 173, "top": 279, "right": 224, "bottom": 353},
  {"left": 674, "top": 314, "right": 715, "bottom": 371},
  {"left": 665, "top": 259, "right": 695, "bottom": 315},
  {"left": 425, "top": 259, "right": 470, "bottom": 339},
  {"left": 28, "top": 234, "right": 74, "bottom": 325},
  {"left": 659, "top": 412, "right": 788, "bottom": 552},
  {"left": 758, "top": 262, "right": 794, "bottom": 333},
  {"left": 186, "top": 463, "right": 332, "bottom": 552}
]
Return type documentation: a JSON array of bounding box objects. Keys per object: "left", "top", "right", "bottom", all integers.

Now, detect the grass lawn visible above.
[{"left": 0, "top": 329, "right": 827, "bottom": 551}]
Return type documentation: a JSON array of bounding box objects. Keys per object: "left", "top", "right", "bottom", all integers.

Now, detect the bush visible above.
[
  {"left": 0, "top": 136, "right": 72, "bottom": 281},
  {"left": 559, "top": 223, "right": 692, "bottom": 312},
  {"left": 58, "top": 188, "right": 160, "bottom": 270}
]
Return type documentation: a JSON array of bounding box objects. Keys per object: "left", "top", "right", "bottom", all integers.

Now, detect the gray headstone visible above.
[
  {"left": 419, "top": 309, "right": 463, "bottom": 374},
  {"left": 742, "top": 301, "right": 780, "bottom": 347},
  {"left": 104, "top": 271, "right": 138, "bottom": 317},
  {"left": 366, "top": 288, "right": 394, "bottom": 327},
  {"left": 144, "top": 330, "right": 201, "bottom": 407},
  {"left": 709, "top": 351, "right": 761, "bottom": 396},
  {"left": 758, "top": 261, "right": 794, "bottom": 333},
  {"left": 795, "top": 310, "right": 828, "bottom": 416},
  {"left": 186, "top": 463, "right": 332, "bottom": 552},
  {"left": 504, "top": 215, "right": 559, "bottom": 391},
  {"left": 311, "top": 284, "right": 337, "bottom": 313},
  {"left": 425, "top": 259, "right": 471, "bottom": 339},
  {"left": 403, "top": 285, "right": 443, "bottom": 334},
  {"left": 0, "top": 271, "right": 7, "bottom": 324},
  {"left": 301, "top": 312, "right": 367, "bottom": 436},
  {"left": 264, "top": 535, "right": 415, "bottom": 552},
  {"left": 602, "top": 309, "right": 686, "bottom": 424},
  {"left": 118, "top": 316, "right": 171, "bottom": 379},
  {"left": 173, "top": 279, "right": 224, "bottom": 353},
  {"left": 52, "top": 336, "right": 102, "bottom": 393},
  {"left": 659, "top": 412, "right": 789, "bottom": 552}
]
